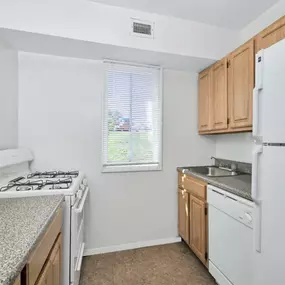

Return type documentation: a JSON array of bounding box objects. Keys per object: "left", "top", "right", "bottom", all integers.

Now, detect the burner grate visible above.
[
  {"left": 0, "top": 177, "right": 73, "bottom": 192},
  {"left": 27, "top": 171, "right": 79, "bottom": 179}
]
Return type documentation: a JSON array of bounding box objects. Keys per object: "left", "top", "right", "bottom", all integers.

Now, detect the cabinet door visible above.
[
  {"left": 178, "top": 189, "right": 189, "bottom": 244},
  {"left": 212, "top": 58, "right": 228, "bottom": 130},
  {"left": 190, "top": 195, "right": 206, "bottom": 264},
  {"left": 198, "top": 68, "right": 212, "bottom": 132},
  {"left": 50, "top": 235, "right": 62, "bottom": 285},
  {"left": 256, "top": 16, "right": 285, "bottom": 51},
  {"left": 13, "top": 276, "right": 21, "bottom": 285},
  {"left": 229, "top": 40, "right": 254, "bottom": 129},
  {"left": 36, "top": 261, "right": 52, "bottom": 285}
]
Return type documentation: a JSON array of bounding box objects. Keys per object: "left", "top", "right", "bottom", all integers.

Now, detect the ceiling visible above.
[
  {"left": 90, "top": 0, "right": 279, "bottom": 29},
  {"left": 0, "top": 28, "right": 215, "bottom": 72}
]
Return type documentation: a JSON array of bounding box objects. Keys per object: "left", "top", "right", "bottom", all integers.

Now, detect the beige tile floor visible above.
[{"left": 80, "top": 242, "right": 216, "bottom": 285}]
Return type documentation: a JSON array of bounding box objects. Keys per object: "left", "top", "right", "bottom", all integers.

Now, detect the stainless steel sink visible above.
[
  {"left": 206, "top": 167, "right": 238, "bottom": 177},
  {"left": 182, "top": 166, "right": 239, "bottom": 177}
]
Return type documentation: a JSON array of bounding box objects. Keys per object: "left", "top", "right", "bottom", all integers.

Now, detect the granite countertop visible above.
[
  {"left": 0, "top": 195, "right": 64, "bottom": 285},
  {"left": 177, "top": 166, "right": 252, "bottom": 201}
]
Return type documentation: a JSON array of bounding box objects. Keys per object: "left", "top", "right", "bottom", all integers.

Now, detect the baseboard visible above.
[{"left": 84, "top": 236, "right": 182, "bottom": 256}]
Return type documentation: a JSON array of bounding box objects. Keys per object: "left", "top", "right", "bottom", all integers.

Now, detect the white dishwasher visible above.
[{"left": 207, "top": 185, "right": 254, "bottom": 285}]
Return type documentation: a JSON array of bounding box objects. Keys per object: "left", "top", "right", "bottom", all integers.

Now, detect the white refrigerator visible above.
[{"left": 252, "top": 38, "right": 285, "bottom": 285}]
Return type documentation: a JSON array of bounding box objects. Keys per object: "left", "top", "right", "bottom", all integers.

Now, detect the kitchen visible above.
[{"left": 0, "top": 1, "right": 284, "bottom": 285}]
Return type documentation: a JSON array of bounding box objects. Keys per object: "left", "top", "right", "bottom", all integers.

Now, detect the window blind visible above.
[{"left": 102, "top": 61, "right": 162, "bottom": 172}]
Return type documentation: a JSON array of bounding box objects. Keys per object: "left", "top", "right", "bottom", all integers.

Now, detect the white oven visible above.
[
  {"left": 0, "top": 149, "right": 90, "bottom": 285},
  {"left": 70, "top": 186, "right": 89, "bottom": 285}
]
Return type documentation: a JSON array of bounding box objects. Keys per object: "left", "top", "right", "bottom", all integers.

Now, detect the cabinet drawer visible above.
[
  {"left": 178, "top": 173, "right": 206, "bottom": 200},
  {"left": 27, "top": 208, "right": 62, "bottom": 285}
]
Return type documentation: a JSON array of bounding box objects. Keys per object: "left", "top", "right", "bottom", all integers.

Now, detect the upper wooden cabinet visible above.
[
  {"left": 228, "top": 40, "right": 254, "bottom": 130},
  {"left": 198, "top": 68, "right": 212, "bottom": 132},
  {"left": 212, "top": 58, "right": 228, "bottom": 131},
  {"left": 198, "top": 16, "right": 285, "bottom": 135},
  {"left": 256, "top": 16, "right": 285, "bottom": 51}
]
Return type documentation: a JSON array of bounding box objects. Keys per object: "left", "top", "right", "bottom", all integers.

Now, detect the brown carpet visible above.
[{"left": 80, "top": 242, "right": 216, "bottom": 285}]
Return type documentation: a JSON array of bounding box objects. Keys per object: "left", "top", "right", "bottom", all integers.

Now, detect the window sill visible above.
[{"left": 102, "top": 164, "right": 162, "bottom": 173}]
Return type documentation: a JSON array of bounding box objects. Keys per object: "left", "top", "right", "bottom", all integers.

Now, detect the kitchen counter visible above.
[
  {"left": 0, "top": 195, "right": 64, "bottom": 285},
  {"left": 177, "top": 166, "right": 252, "bottom": 201}
]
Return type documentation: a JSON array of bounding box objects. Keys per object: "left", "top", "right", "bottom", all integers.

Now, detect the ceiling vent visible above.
[{"left": 131, "top": 18, "right": 154, "bottom": 38}]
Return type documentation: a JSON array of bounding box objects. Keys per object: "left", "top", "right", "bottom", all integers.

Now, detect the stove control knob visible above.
[
  {"left": 82, "top": 179, "right": 88, "bottom": 186},
  {"left": 80, "top": 184, "right": 86, "bottom": 190},
  {"left": 77, "top": 189, "right": 83, "bottom": 199}
]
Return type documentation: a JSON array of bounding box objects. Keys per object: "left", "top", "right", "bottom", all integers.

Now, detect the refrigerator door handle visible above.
[
  {"left": 252, "top": 144, "right": 263, "bottom": 201},
  {"left": 252, "top": 144, "right": 263, "bottom": 253},
  {"left": 252, "top": 88, "right": 259, "bottom": 138},
  {"left": 254, "top": 203, "right": 262, "bottom": 253},
  {"left": 255, "top": 50, "right": 264, "bottom": 90}
]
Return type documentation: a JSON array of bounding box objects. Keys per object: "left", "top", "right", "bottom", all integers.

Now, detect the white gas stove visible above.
[
  {"left": 0, "top": 170, "right": 87, "bottom": 201},
  {"left": 0, "top": 148, "right": 88, "bottom": 285}
]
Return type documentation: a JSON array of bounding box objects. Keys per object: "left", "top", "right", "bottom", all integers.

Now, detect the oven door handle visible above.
[
  {"left": 75, "top": 243, "right": 85, "bottom": 272},
  {"left": 75, "top": 187, "right": 89, "bottom": 213}
]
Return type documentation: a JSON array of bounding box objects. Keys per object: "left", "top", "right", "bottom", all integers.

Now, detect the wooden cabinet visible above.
[
  {"left": 23, "top": 209, "right": 62, "bottom": 285},
  {"left": 256, "top": 16, "right": 285, "bottom": 52},
  {"left": 178, "top": 173, "right": 208, "bottom": 266},
  {"left": 13, "top": 276, "right": 21, "bottom": 285},
  {"left": 198, "top": 16, "right": 285, "bottom": 135},
  {"left": 198, "top": 58, "right": 228, "bottom": 134},
  {"left": 36, "top": 234, "right": 61, "bottom": 285},
  {"left": 50, "top": 234, "right": 62, "bottom": 285},
  {"left": 36, "top": 261, "right": 53, "bottom": 285},
  {"left": 178, "top": 189, "right": 189, "bottom": 244},
  {"left": 198, "top": 67, "right": 212, "bottom": 132},
  {"left": 189, "top": 195, "right": 206, "bottom": 263},
  {"left": 26, "top": 209, "right": 62, "bottom": 285},
  {"left": 212, "top": 58, "right": 228, "bottom": 131},
  {"left": 228, "top": 40, "right": 254, "bottom": 130}
]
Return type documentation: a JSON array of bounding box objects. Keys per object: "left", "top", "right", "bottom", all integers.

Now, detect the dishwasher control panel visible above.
[{"left": 207, "top": 185, "right": 254, "bottom": 228}]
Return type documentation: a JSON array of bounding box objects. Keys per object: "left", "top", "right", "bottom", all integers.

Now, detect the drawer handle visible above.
[
  {"left": 225, "top": 196, "right": 237, "bottom": 202},
  {"left": 211, "top": 189, "right": 224, "bottom": 196}
]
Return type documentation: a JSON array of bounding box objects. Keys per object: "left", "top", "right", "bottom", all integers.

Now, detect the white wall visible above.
[
  {"left": 18, "top": 52, "right": 216, "bottom": 250},
  {"left": 0, "top": 48, "right": 18, "bottom": 149},
  {"left": 215, "top": 133, "right": 253, "bottom": 163},
  {"left": 0, "top": 0, "right": 238, "bottom": 61},
  {"left": 240, "top": 0, "right": 285, "bottom": 43}
]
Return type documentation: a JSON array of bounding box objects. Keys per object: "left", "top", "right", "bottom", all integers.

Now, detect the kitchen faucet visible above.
[{"left": 211, "top": 156, "right": 237, "bottom": 172}]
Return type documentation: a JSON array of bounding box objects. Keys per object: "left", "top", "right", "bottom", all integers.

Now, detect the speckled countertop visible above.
[
  {"left": 177, "top": 166, "right": 252, "bottom": 201},
  {"left": 0, "top": 195, "right": 64, "bottom": 285}
]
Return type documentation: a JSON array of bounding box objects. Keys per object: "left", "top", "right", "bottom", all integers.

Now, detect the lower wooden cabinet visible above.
[
  {"left": 36, "top": 234, "right": 62, "bottom": 285},
  {"left": 189, "top": 195, "right": 206, "bottom": 263},
  {"left": 50, "top": 234, "right": 62, "bottom": 285},
  {"left": 178, "top": 173, "right": 208, "bottom": 266},
  {"left": 36, "top": 260, "right": 53, "bottom": 285},
  {"left": 13, "top": 276, "right": 21, "bottom": 285},
  {"left": 23, "top": 209, "right": 62, "bottom": 285},
  {"left": 178, "top": 188, "right": 189, "bottom": 244}
]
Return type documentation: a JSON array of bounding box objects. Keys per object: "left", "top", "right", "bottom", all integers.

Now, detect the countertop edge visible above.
[
  {"left": 5, "top": 196, "right": 64, "bottom": 285},
  {"left": 177, "top": 167, "right": 252, "bottom": 201}
]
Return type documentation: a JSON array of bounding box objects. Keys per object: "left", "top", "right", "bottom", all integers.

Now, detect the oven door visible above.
[{"left": 70, "top": 187, "right": 89, "bottom": 285}]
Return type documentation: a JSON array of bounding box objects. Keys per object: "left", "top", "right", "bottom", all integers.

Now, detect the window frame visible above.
[{"left": 101, "top": 60, "right": 163, "bottom": 173}]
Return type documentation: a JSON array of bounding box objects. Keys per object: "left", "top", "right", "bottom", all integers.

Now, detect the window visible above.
[{"left": 102, "top": 61, "right": 162, "bottom": 172}]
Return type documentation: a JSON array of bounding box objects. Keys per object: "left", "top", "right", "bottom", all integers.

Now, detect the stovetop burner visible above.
[
  {"left": 0, "top": 177, "right": 74, "bottom": 192},
  {"left": 27, "top": 171, "right": 79, "bottom": 179}
]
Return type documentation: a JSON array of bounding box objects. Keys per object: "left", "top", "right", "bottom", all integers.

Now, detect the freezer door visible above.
[
  {"left": 254, "top": 39, "right": 285, "bottom": 143},
  {"left": 253, "top": 145, "right": 285, "bottom": 285}
]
